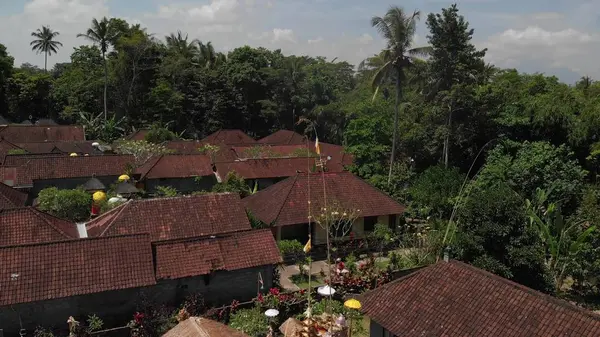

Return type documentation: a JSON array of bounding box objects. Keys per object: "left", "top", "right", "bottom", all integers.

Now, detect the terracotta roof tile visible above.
[
  {"left": 231, "top": 144, "right": 310, "bottom": 159},
  {"left": 165, "top": 141, "right": 239, "bottom": 162},
  {"left": 201, "top": 129, "right": 256, "bottom": 145},
  {"left": 258, "top": 130, "right": 306, "bottom": 145},
  {"left": 86, "top": 194, "right": 251, "bottom": 242},
  {"left": 0, "top": 125, "right": 85, "bottom": 143},
  {"left": 154, "top": 229, "right": 281, "bottom": 279},
  {"left": 0, "top": 207, "right": 78, "bottom": 246},
  {"left": 16, "top": 141, "right": 99, "bottom": 155},
  {"left": 243, "top": 172, "right": 405, "bottom": 226},
  {"left": 360, "top": 260, "right": 600, "bottom": 337},
  {"left": 215, "top": 157, "right": 341, "bottom": 180},
  {"left": 137, "top": 154, "right": 215, "bottom": 179},
  {"left": 0, "top": 182, "right": 27, "bottom": 210},
  {"left": 0, "top": 139, "right": 22, "bottom": 163},
  {"left": 2, "top": 155, "right": 134, "bottom": 187},
  {"left": 163, "top": 317, "right": 250, "bottom": 337},
  {"left": 2, "top": 153, "right": 67, "bottom": 167},
  {"left": 126, "top": 129, "right": 150, "bottom": 141},
  {"left": 0, "top": 234, "right": 156, "bottom": 306}
]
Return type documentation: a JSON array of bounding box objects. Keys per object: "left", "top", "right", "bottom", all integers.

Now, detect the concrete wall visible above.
[
  {"left": 145, "top": 176, "right": 217, "bottom": 195},
  {"left": 0, "top": 265, "right": 274, "bottom": 336}
]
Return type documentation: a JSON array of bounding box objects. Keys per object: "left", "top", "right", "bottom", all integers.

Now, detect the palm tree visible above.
[
  {"left": 165, "top": 31, "right": 199, "bottom": 59},
  {"left": 30, "top": 26, "right": 63, "bottom": 72},
  {"left": 77, "top": 17, "right": 119, "bottom": 120},
  {"left": 370, "top": 7, "right": 431, "bottom": 184}
]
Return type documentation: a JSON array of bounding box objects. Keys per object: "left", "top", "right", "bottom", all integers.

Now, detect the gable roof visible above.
[
  {"left": 85, "top": 194, "right": 251, "bottom": 242},
  {"left": 361, "top": 260, "right": 600, "bottom": 337},
  {"left": 154, "top": 229, "right": 281, "bottom": 279},
  {"left": 215, "top": 157, "right": 334, "bottom": 180},
  {"left": 16, "top": 141, "right": 99, "bottom": 155},
  {"left": 201, "top": 129, "right": 256, "bottom": 145},
  {"left": 0, "top": 234, "right": 156, "bottom": 306},
  {"left": 258, "top": 130, "right": 306, "bottom": 145},
  {"left": 243, "top": 172, "right": 405, "bottom": 226},
  {"left": 0, "top": 182, "right": 27, "bottom": 210},
  {"left": 138, "top": 154, "right": 214, "bottom": 179},
  {"left": 163, "top": 317, "right": 250, "bottom": 337},
  {"left": 0, "top": 125, "right": 85, "bottom": 143},
  {"left": 0, "top": 207, "right": 79, "bottom": 246},
  {"left": 2, "top": 155, "right": 134, "bottom": 187}
]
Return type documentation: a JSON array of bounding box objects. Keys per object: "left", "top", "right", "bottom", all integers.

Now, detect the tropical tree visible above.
[
  {"left": 30, "top": 26, "right": 63, "bottom": 72},
  {"left": 198, "top": 41, "right": 226, "bottom": 68},
  {"left": 165, "top": 31, "right": 198, "bottom": 59},
  {"left": 370, "top": 6, "right": 431, "bottom": 184},
  {"left": 77, "top": 17, "right": 119, "bottom": 120}
]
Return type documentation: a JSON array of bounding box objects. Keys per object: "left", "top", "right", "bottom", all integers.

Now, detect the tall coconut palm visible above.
[
  {"left": 30, "top": 26, "right": 63, "bottom": 72},
  {"left": 370, "top": 7, "right": 431, "bottom": 185},
  {"left": 77, "top": 17, "right": 119, "bottom": 120},
  {"left": 165, "top": 31, "right": 199, "bottom": 59}
]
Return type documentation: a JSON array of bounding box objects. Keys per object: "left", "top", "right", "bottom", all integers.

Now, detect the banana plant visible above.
[{"left": 526, "top": 187, "right": 596, "bottom": 292}]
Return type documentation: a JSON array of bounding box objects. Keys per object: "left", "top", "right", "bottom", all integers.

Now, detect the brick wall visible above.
[{"left": 0, "top": 265, "right": 274, "bottom": 336}]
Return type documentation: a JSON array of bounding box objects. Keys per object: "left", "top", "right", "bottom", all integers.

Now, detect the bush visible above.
[
  {"left": 37, "top": 187, "right": 92, "bottom": 222},
  {"left": 144, "top": 124, "right": 177, "bottom": 144},
  {"left": 409, "top": 165, "right": 464, "bottom": 219},
  {"left": 7, "top": 149, "right": 27, "bottom": 155},
  {"left": 212, "top": 171, "right": 253, "bottom": 198},
  {"left": 228, "top": 306, "right": 269, "bottom": 337},
  {"left": 278, "top": 240, "right": 304, "bottom": 256},
  {"left": 155, "top": 185, "right": 178, "bottom": 197}
]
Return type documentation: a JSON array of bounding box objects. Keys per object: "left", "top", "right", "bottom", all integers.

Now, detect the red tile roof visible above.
[
  {"left": 0, "top": 182, "right": 27, "bottom": 210},
  {"left": 0, "top": 234, "right": 156, "bottom": 306},
  {"left": 2, "top": 155, "right": 134, "bottom": 187},
  {"left": 361, "top": 260, "right": 600, "bottom": 337},
  {"left": 16, "top": 141, "right": 99, "bottom": 155},
  {"left": 0, "top": 139, "right": 22, "bottom": 163},
  {"left": 0, "top": 125, "right": 85, "bottom": 143},
  {"left": 258, "top": 130, "right": 306, "bottom": 145},
  {"left": 154, "top": 229, "right": 281, "bottom": 279},
  {"left": 164, "top": 317, "right": 250, "bottom": 337},
  {"left": 2, "top": 153, "right": 67, "bottom": 167},
  {"left": 215, "top": 157, "right": 336, "bottom": 180},
  {"left": 86, "top": 194, "right": 251, "bottom": 242},
  {"left": 319, "top": 142, "right": 354, "bottom": 166},
  {"left": 231, "top": 144, "right": 310, "bottom": 159},
  {"left": 165, "top": 140, "right": 204, "bottom": 154},
  {"left": 137, "top": 154, "right": 214, "bottom": 179},
  {"left": 0, "top": 207, "right": 78, "bottom": 246},
  {"left": 243, "top": 172, "right": 405, "bottom": 226},
  {"left": 126, "top": 129, "right": 150, "bottom": 141},
  {"left": 201, "top": 130, "right": 256, "bottom": 145}
]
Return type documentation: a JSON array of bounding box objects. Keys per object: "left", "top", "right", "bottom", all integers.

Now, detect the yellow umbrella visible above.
[
  {"left": 69, "top": 153, "right": 78, "bottom": 157},
  {"left": 92, "top": 191, "right": 107, "bottom": 203},
  {"left": 344, "top": 299, "right": 361, "bottom": 310},
  {"left": 118, "top": 174, "right": 130, "bottom": 182}
]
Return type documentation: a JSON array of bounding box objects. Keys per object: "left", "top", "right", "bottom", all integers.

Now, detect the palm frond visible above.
[
  {"left": 370, "top": 16, "right": 393, "bottom": 45},
  {"left": 408, "top": 46, "right": 432, "bottom": 57},
  {"left": 370, "top": 61, "right": 393, "bottom": 101}
]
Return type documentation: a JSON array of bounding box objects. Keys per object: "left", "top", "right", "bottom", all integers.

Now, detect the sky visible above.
[{"left": 1, "top": 0, "right": 599, "bottom": 84}]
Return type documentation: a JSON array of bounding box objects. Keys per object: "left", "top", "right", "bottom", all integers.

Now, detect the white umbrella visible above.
[
  {"left": 264, "top": 309, "right": 279, "bottom": 318},
  {"left": 317, "top": 285, "right": 336, "bottom": 296}
]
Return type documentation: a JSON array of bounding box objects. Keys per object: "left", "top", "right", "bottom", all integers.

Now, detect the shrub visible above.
[
  {"left": 37, "top": 187, "right": 92, "bottom": 222},
  {"left": 228, "top": 307, "right": 269, "bottom": 337},
  {"left": 144, "top": 124, "right": 176, "bottom": 144},
  {"left": 277, "top": 240, "right": 304, "bottom": 256},
  {"left": 7, "top": 149, "right": 27, "bottom": 155},
  {"left": 212, "top": 171, "right": 252, "bottom": 198},
  {"left": 155, "top": 185, "right": 178, "bottom": 197},
  {"left": 409, "top": 165, "right": 464, "bottom": 219}
]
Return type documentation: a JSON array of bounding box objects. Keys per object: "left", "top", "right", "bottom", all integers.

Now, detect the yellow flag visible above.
[
  {"left": 303, "top": 238, "right": 311, "bottom": 253},
  {"left": 315, "top": 136, "right": 321, "bottom": 155}
]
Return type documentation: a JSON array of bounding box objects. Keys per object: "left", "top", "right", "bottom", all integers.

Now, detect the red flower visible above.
[
  {"left": 269, "top": 287, "right": 280, "bottom": 295},
  {"left": 134, "top": 312, "right": 144, "bottom": 324},
  {"left": 349, "top": 232, "right": 355, "bottom": 241},
  {"left": 257, "top": 293, "right": 264, "bottom": 303},
  {"left": 300, "top": 289, "right": 306, "bottom": 295}
]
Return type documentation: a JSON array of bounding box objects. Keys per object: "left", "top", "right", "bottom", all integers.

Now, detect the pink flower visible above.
[{"left": 269, "top": 287, "right": 280, "bottom": 295}]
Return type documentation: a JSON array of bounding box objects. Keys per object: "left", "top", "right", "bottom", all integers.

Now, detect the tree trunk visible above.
[
  {"left": 388, "top": 68, "right": 401, "bottom": 185},
  {"left": 103, "top": 51, "right": 108, "bottom": 121},
  {"left": 444, "top": 102, "right": 453, "bottom": 168},
  {"left": 44, "top": 52, "right": 47, "bottom": 72}
]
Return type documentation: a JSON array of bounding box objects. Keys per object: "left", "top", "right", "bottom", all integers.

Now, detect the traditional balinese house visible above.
[
  {"left": 201, "top": 129, "right": 257, "bottom": 145},
  {"left": 81, "top": 177, "right": 106, "bottom": 193},
  {"left": 0, "top": 182, "right": 27, "bottom": 210},
  {"left": 361, "top": 259, "right": 600, "bottom": 337},
  {"left": 258, "top": 129, "right": 306, "bottom": 145},
  {"left": 136, "top": 154, "right": 217, "bottom": 194},
  {"left": 0, "top": 125, "right": 85, "bottom": 142},
  {"left": 243, "top": 172, "right": 405, "bottom": 244}
]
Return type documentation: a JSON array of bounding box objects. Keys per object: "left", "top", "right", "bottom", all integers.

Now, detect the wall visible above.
[
  {"left": 0, "top": 265, "right": 274, "bottom": 336},
  {"left": 369, "top": 320, "right": 386, "bottom": 337},
  {"left": 145, "top": 176, "right": 216, "bottom": 195}
]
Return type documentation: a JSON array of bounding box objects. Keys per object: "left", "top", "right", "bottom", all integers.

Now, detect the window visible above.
[{"left": 364, "top": 216, "right": 378, "bottom": 232}]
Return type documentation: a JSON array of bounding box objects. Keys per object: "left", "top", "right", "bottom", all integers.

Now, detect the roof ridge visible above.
[
  {"left": 139, "top": 154, "right": 164, "bottom": 179},
  {"left": 0, "top": 232, "right": 151, "bottom": 249},
  {"left": 28, "top": 207, "right": 76, "bottom": 239},
  {"left": 97, "top": 201, "right": 133, "bottom": 236},
  {"left": 449, "top": 260, "right": 600, "bottom": 322},
  {"left": 272, "top": 174, "right": 300, "bottom": 224}
]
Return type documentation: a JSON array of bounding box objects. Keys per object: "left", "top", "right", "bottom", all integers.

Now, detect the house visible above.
[
  {"left": 361, "top": 260, "right": 600, "bottom": 337},
  {"left": 0, "top": 125, "right": 85, "bottom": 142},
  {"left": 163, "top": 317, "right": 250, "bottom": 337},
  {"left": 0, "top": 234, "right": 157, "bottom": 335},
  {"left": 0, "top": 207, "right": 78, "bottom": 246},
  {"left": 243, "top": 172, "right": 405, "bottom": 244},
  {"left": 0, "top": 155, "right": 135, "bottom": 201},
  {"left": 258, "top": 129, "right": 306, "bottom": 145},
  {"left": 0, "top": 182, "right": 27, "bottom": 210},
  {"left": 201, "top": 129, "right": 257, "bottom": 145},
  {"left": 15, "top": 140, "right": 99, "bottom": 155},
  {"left": 137, "top": 154, "right": 217, "bottom": 194},
  {"left": 85, "top": 194, "right": 281, "bottom": 305}
]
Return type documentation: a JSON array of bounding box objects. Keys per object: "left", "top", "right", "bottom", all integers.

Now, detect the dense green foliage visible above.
[
  {"left": 37, "top": 187, "right": 92, "bottom": 222},
  {"left": 2, "top": 3, "right": 600, "bottom": 306}
]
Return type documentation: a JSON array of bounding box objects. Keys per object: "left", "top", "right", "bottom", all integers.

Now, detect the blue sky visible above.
[{"left": 1, "top": 0, "right": 599, "bottom": 83}]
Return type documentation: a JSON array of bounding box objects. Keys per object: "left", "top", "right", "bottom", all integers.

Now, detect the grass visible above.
[{"left": 290, "top": 273, "right": 325, "bottom": 289}]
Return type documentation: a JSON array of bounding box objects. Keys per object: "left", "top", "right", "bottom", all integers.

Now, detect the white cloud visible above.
[{"left": 272, "top": 28, "right": 296, "bottom": 43}]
